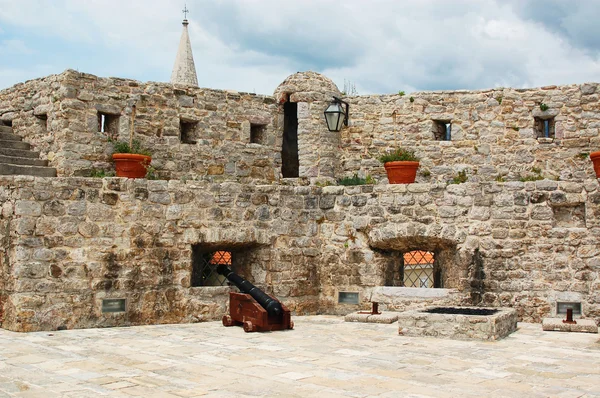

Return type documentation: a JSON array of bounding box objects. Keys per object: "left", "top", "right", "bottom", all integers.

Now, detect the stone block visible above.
[
  {"left": 297, "top": 102, "right": 310, "bottom": 119},
  {"left": 542, "top": 318, "right": 598, "bottom": 333},
  {"left": 15, "top": 201, "right": 41, "bottom": 216},
  {"left": 344, "top": 311, "right": 399, "bottom": 324}
]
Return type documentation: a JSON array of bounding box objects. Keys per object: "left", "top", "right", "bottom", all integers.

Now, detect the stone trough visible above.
[{"left": 397, "top": 306, "right": 518, "bottom": 341}]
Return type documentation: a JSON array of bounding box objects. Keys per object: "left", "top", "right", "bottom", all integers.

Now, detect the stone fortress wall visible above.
[
  {"left": 1, "top": 70, "right": 599, "bottom": 332},
  {"left": 1, "top": 71, "right": 598, "bottom": 184},
  {"left": 0, "top": 176, "right": 598, "bottom": 331},
  {"left": 0, "top": 70, "right": 281, "bottom": 182},
  {"left": 339, "top": 84, "right": 600, "bottom": 184}
]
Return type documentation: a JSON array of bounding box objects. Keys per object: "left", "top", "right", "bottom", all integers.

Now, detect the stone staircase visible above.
[{"left": 0, "top": 125, "right": 57, "bottom": 177}]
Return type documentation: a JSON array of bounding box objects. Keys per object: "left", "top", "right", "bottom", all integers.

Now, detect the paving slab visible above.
[{"left": 0, "top": 316, "right": 599, "bottom": 397}]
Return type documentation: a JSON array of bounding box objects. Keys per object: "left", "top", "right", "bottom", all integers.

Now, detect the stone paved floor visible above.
[{"left": 0, "top": 316, "right": 599, "bottom": 397}]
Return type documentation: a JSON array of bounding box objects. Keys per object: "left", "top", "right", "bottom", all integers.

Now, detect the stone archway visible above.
[
  {"left": 273, "top": 71, "right": 343, "bottom": 180},
  {"left": 192, "top": 228, "right": 274, "bottom": 287},
  {"left": 368, "top": 223, "right": 466, "bottom": 290}
]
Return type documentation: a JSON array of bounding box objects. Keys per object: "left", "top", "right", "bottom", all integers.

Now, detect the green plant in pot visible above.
[
  {"left": 112, "top": 139, "right": 152, "bottom": 178},
  {"left": 111, "top": 104, "right": 153, "bottom": 178},
  {"left": 378, "top": 148, "right": 420, "bottom": 184}
]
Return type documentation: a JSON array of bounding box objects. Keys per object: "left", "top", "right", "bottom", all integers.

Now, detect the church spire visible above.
[{"left": 170, "top": 5, "right": 198, "bottom": 86}]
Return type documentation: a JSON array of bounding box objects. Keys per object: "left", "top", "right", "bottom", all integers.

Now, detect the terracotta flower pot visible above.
[
  {"left": 384, "top": 161, "right": 419, "bottom": 184},
  {"left": 112, "top": 153, "right": 151, "bottom": 178},
  {"left": 591, "top": 151, "right": 600, "bottom": 178}
]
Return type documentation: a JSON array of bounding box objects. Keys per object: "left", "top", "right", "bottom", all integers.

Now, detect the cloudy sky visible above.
[{"left": 1, "top": 0, "right": 599, "bottom": 95}]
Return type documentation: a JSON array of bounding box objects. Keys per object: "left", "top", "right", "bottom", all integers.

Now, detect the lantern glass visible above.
[{"left": 324, "top": 102, "right": 346, "bottom": 132}]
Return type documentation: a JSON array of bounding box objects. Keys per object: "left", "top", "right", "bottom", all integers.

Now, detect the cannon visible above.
[{"left": 217, "top": 264, "right": 293, "bottom": 332}]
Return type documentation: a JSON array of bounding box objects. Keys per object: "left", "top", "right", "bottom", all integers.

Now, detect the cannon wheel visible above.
[
  {"left": 243, "top": 321, "right": 255, "bottom": 333},
  {"left": 222, "top": 315, "right": 234, "bottom": 327}
]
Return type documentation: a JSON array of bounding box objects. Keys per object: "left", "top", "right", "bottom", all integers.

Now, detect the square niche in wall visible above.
[
  {"left": 250, "top": 123, "right": 267, "bottom": 144},
  {"left": 180, "top": 120, "right": 198, "bottom": 144},
  {"left": 98, "top": 112, "right": 120, "bottom": 137},
  {"left": 432, "top": 120, "right": 452, "bottom": 141},
  {"left": 534, "top": 117, "right": 555, "bottom": 139}
]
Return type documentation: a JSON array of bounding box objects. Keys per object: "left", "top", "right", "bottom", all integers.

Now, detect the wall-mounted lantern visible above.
[{"left": 324, "top": 96, "right": 349, "bottom": 132}]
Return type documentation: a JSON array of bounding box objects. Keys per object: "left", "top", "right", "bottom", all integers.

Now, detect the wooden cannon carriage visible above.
[{"left": 217, "top": 265, "right": 293, "bottom": 333}]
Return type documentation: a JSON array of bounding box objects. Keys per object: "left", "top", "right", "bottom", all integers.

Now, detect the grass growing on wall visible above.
[{"left": 337, "top": 174, "right": 375, "bottom": 186}]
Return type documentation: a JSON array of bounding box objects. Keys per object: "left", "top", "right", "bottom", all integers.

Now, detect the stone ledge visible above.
[
  {"left": 344, "top": 311, "right": 399, "bottom": 324},
  {"left": 370, "top": 286, "right": 455, "bottom": 301},
  {"left": 542, "top": 318, "right": 598, "bottom": 334}
]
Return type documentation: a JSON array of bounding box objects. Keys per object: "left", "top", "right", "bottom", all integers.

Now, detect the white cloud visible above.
[{"left": 0, "top": 0, "right": 599, "bottom": 94}]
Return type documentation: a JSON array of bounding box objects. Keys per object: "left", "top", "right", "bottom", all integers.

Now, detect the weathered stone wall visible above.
[
  {"left": 2, "top": 71, "right": 600, "bottom": 332},
  {"left": 0, "top": 73, "right": 62, "bottom": 163},
  {"left": 340, "top": 84, "right": 600, "bottom": 184},
  {"left": 0, "top": 185, "right": 8, "bottom": 327},
  {"left": 0, "top": 70, "right": 281, "bottom": 182},
  {"left": 0, "top": 175, "right": 598, "bottom": 331},
  {"left": 3, "top": 72, "right": 598, "bottom": 186}
]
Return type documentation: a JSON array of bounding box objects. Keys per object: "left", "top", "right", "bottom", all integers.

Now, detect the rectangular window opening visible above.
[
  {"left": 180, "top": 120, "right": 198, "bottom": 144},
  {"left": 402, "top": 250, "right": 438, "bottom": 288},
  {"left": 0, "top": 120, "right": 12, "bottom": 127},
  {"left": 102, "top": 298, "right": 126, "bottom": 313},
  {"left": 250, "top": 123, "right": 267, "bottom": 144},
  {"left": 338, "top": 292, "right": 359, "bottom": 304},
  {"left": 98, "top": 112, "right": 120, "bottom": 137},
  {"left": 433, "top": 120, "right": 451, "bottom": 141},
  {"left": 191, "top": 248, "right": 232, "bottom": 287},
  {"left": 35, "top": 114, "right": 48, "bottom": 133},
  {"left": 282, "top": 101, "right": 299, "bottom": 178},
  {"left": 534, "top": 117, "right": 555, "bottom": 139}
]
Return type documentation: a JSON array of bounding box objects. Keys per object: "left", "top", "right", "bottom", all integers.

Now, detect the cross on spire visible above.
[{"left": 182, "top": 4, "right": 189, "bottom": 20}]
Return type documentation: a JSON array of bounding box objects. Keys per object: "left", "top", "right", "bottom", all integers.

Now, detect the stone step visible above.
[
  {"left": 0, "top": 125, "right": 13, "bottom": 134},
  {"left": 0, "top": 163, "right": 57, "bottom": 177},
  {"left": 0, "top": 132, "right": 22, "bottom": 141},
  {"left": 0, "top": 155, "right": 48, "bottom": 167},
  {"left": 0, "top": 139, "right": 30, "bottom": 151},
  {"left": 0, "top": 147, "right": 41, "bottom": 159}
]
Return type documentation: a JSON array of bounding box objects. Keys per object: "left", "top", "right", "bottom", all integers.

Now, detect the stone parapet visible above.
[
  {"left": 0, "top": 176, "right": 598, "bottom": 331},
  {"left": 3, "top": 71, "right": 597, "bottom": 185},
  {"left": 339, "top": 84, "right": 600, "bottom": 184},
  {"left": 0, "top": 70, "right": 280, "bottom": 182}
]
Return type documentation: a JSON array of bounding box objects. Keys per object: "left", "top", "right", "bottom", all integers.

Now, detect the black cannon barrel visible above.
[{"left": 217, "top": 264, "right": 283, "bottom": 318}]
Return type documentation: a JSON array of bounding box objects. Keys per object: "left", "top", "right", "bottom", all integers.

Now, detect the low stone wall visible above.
[
  {"left": 397, "top": 307, "right": 518, "bottom": 340},
  {"left": 0, "top": 175, "right": 599, "bottom": 331}
]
